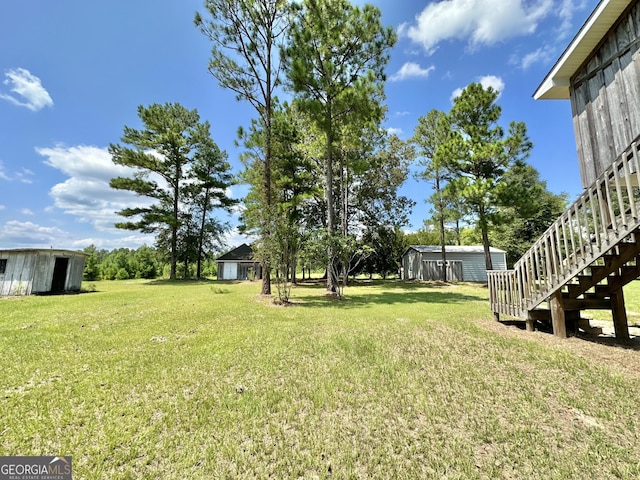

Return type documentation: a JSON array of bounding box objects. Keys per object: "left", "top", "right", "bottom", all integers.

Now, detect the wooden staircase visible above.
[{"left": 488, "top": 140, "right": 640, "bottom": 339}]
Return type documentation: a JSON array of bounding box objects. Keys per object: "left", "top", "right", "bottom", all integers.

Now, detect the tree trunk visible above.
[
  {"left": 325, "top": 103, "right": 336, "bottom": 294},
  {"left": 436, "top": 174, "right": 447, "bottom": 282},
  {"left": 261, "top": 41, "right": 273, "bottom": 296},
  {"left": 341, "top": 157, "right": 348, "bottom": 237},
  {"left": 479, "top": 207, "right": 493, "bottom": 271},
  {"left": 292, "top": 255, "right": 297, "bottom": 284},
  {"left": 196, "top": 189, "right": 210, "bottom": 280},
  {"left": 171, "top": 175, "right": 179, "bottom": 280}
]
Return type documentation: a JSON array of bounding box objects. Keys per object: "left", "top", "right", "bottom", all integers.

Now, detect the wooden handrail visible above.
[{"left": 489, "top": 140, "right": 640, "bottom": 318}]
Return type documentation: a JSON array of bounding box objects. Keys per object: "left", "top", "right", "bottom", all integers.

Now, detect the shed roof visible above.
[
  {"left": 216, "top": 243, "right": 255, "bottom": 261},
  {"left": 405, "top": 245, "right": 506, "bottom": 255},
  {"left": 0, "top": 248, "right": 88, "bottom": 256},
  {"left": 534, "top": 0, "right": 630, "bottom": 100}
]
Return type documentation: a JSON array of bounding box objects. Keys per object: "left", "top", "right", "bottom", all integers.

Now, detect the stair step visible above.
[
  {"left": 489, "top": 152, "right": 640, "bottom": 319},
  {"left": 594, "top": 285, "right": 612, "bottom": 298},
  {"left": 567, "top": 283, "right": 583, "bottom": 298},
  {"left": 578, "top": 319, "right": 603, "bottom": 336}
]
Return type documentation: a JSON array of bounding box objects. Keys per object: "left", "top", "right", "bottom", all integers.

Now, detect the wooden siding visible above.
[
  {"left": 0, "top": 250, "right": 86, "bottom": 295},
  {"left": 571, "top": 0, "right": 640, "bottom": 187}
]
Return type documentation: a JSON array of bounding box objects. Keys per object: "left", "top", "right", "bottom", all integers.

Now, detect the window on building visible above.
[{"left": 0, "top": 259, "right": 6, "bottom": 274}]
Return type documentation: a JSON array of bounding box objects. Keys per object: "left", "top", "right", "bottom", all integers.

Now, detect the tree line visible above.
[
  {"left": 106, "top": 0, "right": 567, "bottom": 301},
  {"left": 81, "top": 245, "right": 219, "bottom": 281}
]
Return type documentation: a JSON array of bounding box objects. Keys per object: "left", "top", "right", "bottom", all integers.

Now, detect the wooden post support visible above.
[
  {"left": 550, "top": 290, "right": 567, "bottom": 339},
  {"left": 494, "top": 312, "right": 500, "bottom": 322},
  {"left": 526, "top": 312, "right": 535, "bottom": 332},
  {"left": 610, "top": 288, "right": 630, "bottom": 341}
]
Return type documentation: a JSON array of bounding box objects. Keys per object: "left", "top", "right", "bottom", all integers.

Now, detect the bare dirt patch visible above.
[{"left": 478, "top": 317, "right": 640, "bottom": 379}]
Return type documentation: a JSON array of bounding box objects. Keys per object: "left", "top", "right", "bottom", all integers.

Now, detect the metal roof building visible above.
[{"left": 402, "top": 246, "right": 507, "bottom": 283}]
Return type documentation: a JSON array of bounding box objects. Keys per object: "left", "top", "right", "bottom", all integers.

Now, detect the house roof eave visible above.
[{"left": 534, "top": 0, "right": 629, "bottom": 100}]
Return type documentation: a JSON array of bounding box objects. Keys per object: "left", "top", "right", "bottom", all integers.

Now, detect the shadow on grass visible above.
[
  {"left": 577, "top": 334, "right": 640, "bottom": 351},
  {"left": 292, "top": 281, "right": 485, "bottom": 309},
  {"left": 295, "top": 279, "right": 470, "bottom": 290},
  {"left": 143, "top": 278, "right": 249, "bottom": 287},
  {"left": 500, "top": 318, "right": 640, "bottom": 351}
]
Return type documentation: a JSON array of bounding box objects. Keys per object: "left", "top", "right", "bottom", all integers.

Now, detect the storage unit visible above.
[
  {"left": 402, "top": 246, "right": 507, "bottom": 282},
  {"left": 0, "top": 248, "right": 87, "bottom": 295}
]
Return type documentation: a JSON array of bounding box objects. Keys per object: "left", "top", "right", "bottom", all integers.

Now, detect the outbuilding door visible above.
[
  {"left": 51, "top": 257, "right": 69, "bottom": 292},
  {"left": 422, "top": 260, "right": 463, "bottom": 282},
  {"left": 223, "top": 262, "right": 236, "bottom": 280}
]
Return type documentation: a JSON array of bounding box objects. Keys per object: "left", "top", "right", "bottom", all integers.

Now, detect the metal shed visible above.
[
  {"left": 402, "top": 245, "right": 507, "bottom": 282},
  {"left": 0, "top": 248, "right": 88, "bottom": 295},
  {"left": 216, "top": 243, "right": 262, "bottom": 281}
]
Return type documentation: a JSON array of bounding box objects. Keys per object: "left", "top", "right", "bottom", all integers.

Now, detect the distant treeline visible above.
[{"left": 82, "top": 245, "right": 218, "bottom": 281}]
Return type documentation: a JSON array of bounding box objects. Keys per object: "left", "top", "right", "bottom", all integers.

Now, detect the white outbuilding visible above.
[
  {"left": 0, "top": 248, "right": 88, "bottom": 295},
  {"left": 402, "top": 245, "right": 507, "bottom": 282}
]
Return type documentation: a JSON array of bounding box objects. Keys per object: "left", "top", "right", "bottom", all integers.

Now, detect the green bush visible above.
[{"left": 115, "top": 268, "right": 130, "bottom": 280}]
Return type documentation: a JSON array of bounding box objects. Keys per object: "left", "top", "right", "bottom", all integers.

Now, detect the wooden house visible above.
[
  {"left": 489, "top": 0, "right": 640, "bottom": 339},
  {"left": 403, "top": 246, "right": 506, "bottom": 282},
  {"left": 216, "top": 243, "right": 261, "bottom": 280},
  {"left": 0, "top": 248, "right": 87, "bottom": 296},
  {"left": 535, "top": 0, "right": 640, "bottom": 187}
]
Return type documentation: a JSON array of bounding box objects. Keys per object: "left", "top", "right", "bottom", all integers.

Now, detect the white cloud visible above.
[
  {"left": 0, "top": 205, "right": 5, "bottom": 211},
  {"left": 229, "top": 203, "right": 246, "bottom": 216},
  {"left": 556, "top": 0, "right": 587, "bottom": 40},
  {"left": 396, "top": 111, "right": 411, "bottom": 116},
  {"left": 0, "top": 68, "right": 53, "bottom": 111},
  {"left": 0, "top": 220, "right": 72, "bottom": 248},
  {"left": 222, "top": 227, "right": 254, "bottom": 250},
  {"left": 387, "top": 127, "right": 404, "bottom": 136},
  {"left": 514, "top": 46, "right": 555, "bottom": 70},
  {"left": 401, "top": 0, "right": 554, "bottom": 55},
  {"left": 390, "top": 62, "right": 435, "bottom": 82},
  {"left": 0, "top": 161, "right": 10, "bottom": 181},
  {"left": 70, "top": 234, "right": 155, "bottom": 250},
  {"left": 16, "top": 168, "right": 35, "bottom": 184},
  {"left": 37, "top": 145, "right": 154, "bottom": 233},
  {"left": 0, "top": 163, "right": 35, "bottom": 183},
  {"left": 20, "top": 208, "right": 34, "bottom": 216},
  {"left": 451, "top": 75, "right": 505, "bottom": 101},
  {"left": 478, "top": 75, "right": 505, "bottom": 92}
]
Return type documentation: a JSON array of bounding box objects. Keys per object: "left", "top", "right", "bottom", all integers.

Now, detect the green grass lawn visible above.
[{"left": 2, "top": 279, "right": 639, "bottom": 479}]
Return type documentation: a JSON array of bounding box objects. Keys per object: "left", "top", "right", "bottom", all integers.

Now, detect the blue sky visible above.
[{"left": 0, "top": 0, "right": 598, "bottom": 251}]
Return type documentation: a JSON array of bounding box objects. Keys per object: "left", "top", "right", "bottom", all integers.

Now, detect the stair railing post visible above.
[
  {"left": 610, "top": 287, "right": 630, "bottom": 341},
  {"left": 550, "top": 290, "right": 567, "bottom": 339},
  {"left": 526, "top": 311, "right": 535, "bottom": 332}
]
